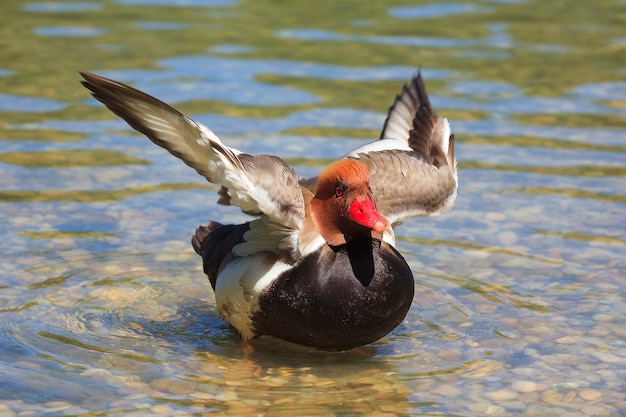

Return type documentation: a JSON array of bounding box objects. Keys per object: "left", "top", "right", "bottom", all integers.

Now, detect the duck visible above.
[{"left": 80, "top": 69, "right": 457, "bottom": 351}]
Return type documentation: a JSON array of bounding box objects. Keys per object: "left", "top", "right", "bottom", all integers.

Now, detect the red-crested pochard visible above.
[{"left": 80, "top": 70, "right": 457, "bottom": 350}]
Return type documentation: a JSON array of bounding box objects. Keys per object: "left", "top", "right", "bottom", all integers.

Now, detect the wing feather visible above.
[
  {"left": 347, "top": 70, "right": 458, "bottom": 224},
  {"left": 352, "top": 150, "right": 457, "bottom": 225},
  {"left": 80, "top": 72, "right": 305, "bottom": 243}
]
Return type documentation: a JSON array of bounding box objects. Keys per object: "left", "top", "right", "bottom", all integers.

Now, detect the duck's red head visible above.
[{"left": 311, "top": 159, "right": 387, "bottom": 246}]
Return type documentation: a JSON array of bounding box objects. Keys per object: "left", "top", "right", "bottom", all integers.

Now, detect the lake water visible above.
[{"left": 1, "top": 0, "right": 625, "bottom": 416}]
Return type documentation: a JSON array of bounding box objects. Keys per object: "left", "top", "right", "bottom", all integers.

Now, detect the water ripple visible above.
[
  {"left": 34, "top": 26, "right": 107, "bottom": 37},
  {"left": 117, "top": 0, "right": 237, "bottom": 6},
  {"left": 389, "top": 3, "right": 491, "bottom": 19},
  {"left": 24, "top": 2, "right": 103, "bottom": 12},
  {"left": 0, "top": 94, "right": 66, "bottom": 113}
]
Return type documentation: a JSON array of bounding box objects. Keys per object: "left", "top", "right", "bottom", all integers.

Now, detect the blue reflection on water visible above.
[
  {"left": 159, "top": 55, "right": 427, "bottom": 81},
  {"left": 275, "top": 27, "right": 571, "bottom": 54},
  {"left": 275, "top": 29, "right": 474, "bottom": 49},
  {"left": 573, "top": 82, "right": 626, "bottom": 101},
  {"left": 86, "top": 57, "right": 432, "bottom": 106},
  {"left": 15, "top": 89, "right": 626, "bottom": 148},
  {"left": 34, "top": 26, "right": 106, "bottom": 37},
  {"left": 436, "top": 95, "right": 626, "bottom": 116},
  {"left": 449, "top": 80, "right": 518, "bottom": 96},
  {"left": 209, "top": 44, "right": 254, "bottom": 54},
  {"left": 117, "top": 0, "right": 236, "bottom": 6},
  {"left": 389, "top": 3, "right": 490, "bottom": 19},
  {"left": 455, "top": 120, "right": 626, "bottom": 146},
  {"left": 23, "top": 2, "right": 103, "bottom": 12},
  {"left": 0, "top": 94, "right": 66, "bottom": 113}
]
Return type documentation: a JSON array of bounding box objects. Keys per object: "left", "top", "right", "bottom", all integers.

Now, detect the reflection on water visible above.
[
  {"left": 0, "top": 94, "right": 66, "bottom": 112},
  {"left": 34, "top": 26, "right": 108, "bottom": 37},
  {"left": 389, "top": 3, "right": 490, "bottom": 20},
  {"left": 0, "top": 0, "right": 625, "bottom": 415},
  {"left": 23, "top": 2, "right": 104, "bottom": 12}
]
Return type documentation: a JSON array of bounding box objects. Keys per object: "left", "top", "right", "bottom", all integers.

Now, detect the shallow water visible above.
[{"left": 1, "top": 0, "right": 625, "bottom": 415}]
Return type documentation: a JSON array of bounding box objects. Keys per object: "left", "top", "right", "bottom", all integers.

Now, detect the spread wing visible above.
[
  {"left": 80, "top": 72, "right": 305, "bottom": 257},
  {"left": 346, "top": 71, "right": 458, "bottom": 225}
]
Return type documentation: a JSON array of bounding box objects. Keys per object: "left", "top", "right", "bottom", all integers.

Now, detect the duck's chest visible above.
[{"left": 252, "top": 238, "right": 415, "bottom": 350}]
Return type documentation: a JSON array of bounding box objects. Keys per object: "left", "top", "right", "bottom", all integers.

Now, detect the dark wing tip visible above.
[
  {"left": 448, "top": 133, "right": 455, "bottom": 167},
  {"left": 379, "top": 68, "right": 435, "bottom": 141},
  {"left": 79, "top": 71, "right": 131, "bottom": 99},
  {"left": 79, "top": 71, "right": 104, "bottom": 97},
  {"left": 79, "top": 71, "right": 201, "bottom": 170},
  {"left": 79, "top": 71, "right": 131, "bottom": 109},
  {"left": 79, "top": 71, "right": 170, "bottom": 109},
  {"left": 78, "top": 71, "right": 186, "bottom": 138},
  {"left": 412, "top": 69, "right": 432, "bottom": 111},
  {"left": 408, "top": 102, "right": 436, "bottom": 158}
]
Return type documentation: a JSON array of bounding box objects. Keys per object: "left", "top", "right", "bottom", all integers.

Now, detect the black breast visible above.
[{"left": 251, "top": 238, "right": 414, "bottom": 350}]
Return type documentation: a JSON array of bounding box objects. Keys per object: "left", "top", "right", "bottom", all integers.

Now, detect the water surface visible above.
[{"left": 1, "top": 0, "right": 625, "bottom": 415}]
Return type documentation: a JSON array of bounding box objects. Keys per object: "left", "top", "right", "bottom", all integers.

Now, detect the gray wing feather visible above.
[
  {"left": 352, "top": 150, "right": 457, "bottom": 225},
  {"left": 80, "top": 72, "right": 305, "bottom": 232},
  {"left": 349, "top": 70, "right": 457, "bottom": 224},
  {"left": 81, "top": 72, "right": 218, "bottom": 182}
]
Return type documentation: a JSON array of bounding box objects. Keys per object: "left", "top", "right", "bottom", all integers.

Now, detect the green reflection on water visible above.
[
  {"left": 0, "top": 182, "right": 210, "bottom": 203},
  {"left": 534, "top": 230, "right": 626, "bottom": 245},
  {"left": 0, "top": 0, "right": 623, "bottom": 110},
  {"left": 29, "top": 274, "right": 74, "bottom": 289},
  {"left": 21, "top": 230, "right": 119, "bottom": 240},
  {"left": 0, "top": 301, "right": 38, "bottom": 313},
  {"left": 177, "top": 100, "right": 312, "bottom": 119},
  {"left": 282, "top": 157, "right": 334, "bottom": 168},
  {"left": 0, "top": 128, "right": 86, "bottom": 142},
  {"left": 510, "top": 186, "right": 626, "bottom": 204},
  {"left": 38, "top": 331, "right": 165, "bottom": 364},
  {"left": 282, "top": 126, "right": 380, "bottom": 139},
  {"left": 37, "top": 353, "right": 88, "bottom": 371},
  {"left": 0, "top": 149, "right": 151, "bottom": 168},
  {"left": 513, "top": 113, "right": 626, "bottom": 130},
  {"left": 461, "top": 134, "right": 626, "bottom": 153},
  {"left": 433, "top": 272, "right": 553, "bottom": 313},
  {"left": 460, "top": 161, "right": 626, "bottom": 177}
]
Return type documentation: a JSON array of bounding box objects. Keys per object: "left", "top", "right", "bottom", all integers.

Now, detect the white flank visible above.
[{"left": 214, "top": 254, "right": 291, "bottom": 339}]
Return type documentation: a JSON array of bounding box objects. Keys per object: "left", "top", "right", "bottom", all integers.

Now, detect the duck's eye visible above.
[{"left": 334, "top": 186, "right": 344, "bottom": 198}]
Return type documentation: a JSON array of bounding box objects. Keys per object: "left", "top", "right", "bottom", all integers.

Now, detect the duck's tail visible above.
[
  {"left": 191, "top": 221, "right": 250, "bottom": 289},
  {"left": 192, "top": 222, "right": 219, "bottom": 255}
]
